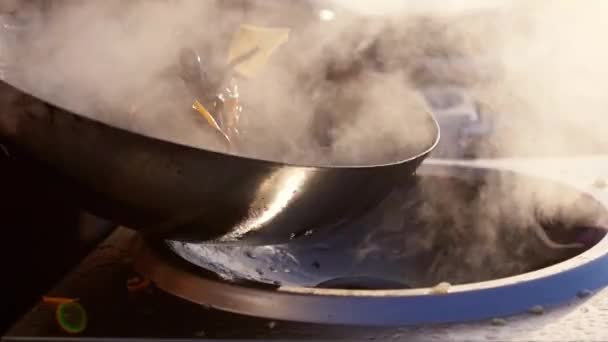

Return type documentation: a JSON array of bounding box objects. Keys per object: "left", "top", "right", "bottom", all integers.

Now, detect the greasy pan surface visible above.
[{"left": 0, "top": 80, "right": 439, "bottom": 244}]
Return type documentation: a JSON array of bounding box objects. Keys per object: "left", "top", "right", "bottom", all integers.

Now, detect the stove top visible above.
[
  {"left": 154, "top": 162, "right": 605, "bottom": 297},
  {"left": 4, "top": 158, "right": 608, "bottom": 341}
]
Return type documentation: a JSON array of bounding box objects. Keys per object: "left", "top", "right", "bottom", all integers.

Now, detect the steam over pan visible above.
[{"left": 0, "top": 80, "right": 439, "bottom": 244}]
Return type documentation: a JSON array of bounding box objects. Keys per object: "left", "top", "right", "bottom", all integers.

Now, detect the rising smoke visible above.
[
  {"left": 5, "top": 0, "right": 441, "bottom": 166},
  {"left": 447, "top": 0, "right": 608, "bottom": 158},
  {"left": 4, "top": 0, "right": 608, "bottom": 160}
]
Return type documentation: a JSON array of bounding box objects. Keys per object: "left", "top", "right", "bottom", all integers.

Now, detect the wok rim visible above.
[{"left": 4, "top": 79, "right": 441, "bottom": 170}]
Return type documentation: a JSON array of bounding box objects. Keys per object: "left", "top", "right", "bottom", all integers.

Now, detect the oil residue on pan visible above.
[{"left": 166, "top": 164, "right": 607, "bottom": 290}]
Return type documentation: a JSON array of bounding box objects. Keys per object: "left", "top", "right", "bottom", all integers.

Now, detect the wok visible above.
[{"left": 0, "top": 79, "right": 439, "bottom": 244}]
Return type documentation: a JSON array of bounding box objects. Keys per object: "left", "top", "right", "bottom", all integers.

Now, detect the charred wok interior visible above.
[{"left": 165, "top": 165, "right": 607, "bottom": 289}]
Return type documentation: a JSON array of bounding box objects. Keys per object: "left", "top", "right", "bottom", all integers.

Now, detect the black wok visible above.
[{"left": 0, "top": 80, "right": 439, "bottom": 244}]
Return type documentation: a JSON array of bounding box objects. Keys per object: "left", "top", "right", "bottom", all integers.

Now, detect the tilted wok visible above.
[{"left": 0, "top": 75, "right": 439, "bottom": 245}]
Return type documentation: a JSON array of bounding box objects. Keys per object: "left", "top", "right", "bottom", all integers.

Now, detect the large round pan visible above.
[{"left": 0, "top": 80, "right": 439, "bottom": 244}]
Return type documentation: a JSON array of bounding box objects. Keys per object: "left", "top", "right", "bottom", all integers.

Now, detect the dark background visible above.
[{"left": 0, "top": 140, "right": 111, "bottom": 334}]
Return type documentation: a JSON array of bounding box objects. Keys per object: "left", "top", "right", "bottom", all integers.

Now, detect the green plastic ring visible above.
[{"left": 56, "top": 302, "right": 87, "bottom": 334}]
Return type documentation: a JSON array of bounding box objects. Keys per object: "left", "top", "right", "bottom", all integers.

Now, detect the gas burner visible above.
[{"left": 134, "top": 162, "right": 608, "bottom": 326}]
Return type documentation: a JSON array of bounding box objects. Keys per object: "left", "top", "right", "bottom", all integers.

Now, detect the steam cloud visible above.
[
  {"left": 4, "top": 0, "right": 608, "bottom": 160},
  {"left": 4, "top": 0, "right": 440, "bottom": 166}
]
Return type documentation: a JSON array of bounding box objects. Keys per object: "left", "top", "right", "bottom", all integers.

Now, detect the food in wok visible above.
[{"left": 0, "top": 8, "right": 439, "bottom": 243}]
